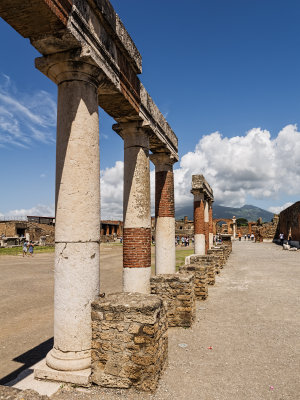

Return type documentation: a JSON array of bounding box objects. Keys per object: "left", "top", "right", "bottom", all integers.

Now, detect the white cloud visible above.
[
  {"left": 268, "top": 202, "right": 293, "bottom": 214},
  {"left": 1, "top": 204, "right": 55, "bottom": 218},
  {"left": 100, "top": 161, "right": 124, "bottom": 219},
  {"left": 174, "top": 124, "right": 300, "bottom": 209},
  {"left": 2, "top": 124, "right": 299, "bottom": 220},
  {"left": 0, "top": 75, "right": 56, "bottom": 147}
]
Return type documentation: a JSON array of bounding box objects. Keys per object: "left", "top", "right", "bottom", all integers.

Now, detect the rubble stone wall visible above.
[
  {"left": 150, "top": 273, "right": 195, "bottom": 327},
  {"left": 91, "top": 293, "right": 168, "bottom": 392},
  {"left": 179, "top": 265, "right": 208, "bottom": 300}
]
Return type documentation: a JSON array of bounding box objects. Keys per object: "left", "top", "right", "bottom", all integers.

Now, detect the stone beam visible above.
[
  {"left": 0, "top": 0, "right": 178, "bottom": 158},
  {"left": 191, "top": 174, "right": 214, "bottom": 201}
]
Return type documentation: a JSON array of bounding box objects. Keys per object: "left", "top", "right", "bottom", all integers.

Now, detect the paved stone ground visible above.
[{"left": 1, "top": 241, "right": 299, "bottom": 399}]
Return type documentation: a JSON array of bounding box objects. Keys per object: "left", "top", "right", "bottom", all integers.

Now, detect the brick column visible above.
[
  {"left": 209, "top": 201, "right": 214, "bottom": 249},
  {"left": 193, "top": 192, "right": 205, "bottom": 255},
  {"left": 35, "top": 53, "right": 103, "bottom": 372},
  {"left": 120, "top": 122, "right": 151, "bottom": 293},
  {"left": 204, "top": 199, "right": 209, "bottom": 253},
  {"left": 150, "top": 152, "right": 176, "bottom": 274}
]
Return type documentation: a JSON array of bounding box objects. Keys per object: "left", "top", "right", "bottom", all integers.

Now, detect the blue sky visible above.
[{"left": 1, "top": 0, "right": 300, "bottom": 218}]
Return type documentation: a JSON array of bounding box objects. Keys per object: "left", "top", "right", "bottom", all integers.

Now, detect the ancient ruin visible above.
[
  {"left": 191, "top": 175, "right": 214, "bottom": 255},
  {"left": 0, "top": 0, "right": 178, "bottom": 387}
]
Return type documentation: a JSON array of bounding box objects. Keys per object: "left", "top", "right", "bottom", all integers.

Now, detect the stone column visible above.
[
  {"left": 150, "top": 152, "right": 176, "bottom": 275},
  {"left": 36, "top": 54, "right": 103, "bottom": 372},
  {"left": 193, "top": 192, "right": 205, "bottom": 255},
  {"left": 208, "top": 201, "right": 214, "bottom": 249},
  {"left": 232, "top": 216, "right": 236, "bottom": 239},
  {"left": 121, "top": 122, "right": 151, "bottom": 293},
  {"left": 204, "top": 199, "right": 209, "bottom": 253}
]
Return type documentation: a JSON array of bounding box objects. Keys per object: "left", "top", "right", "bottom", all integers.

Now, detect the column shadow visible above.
[{"left": 0, "top": 337, "right": 53, "bottom": 385}]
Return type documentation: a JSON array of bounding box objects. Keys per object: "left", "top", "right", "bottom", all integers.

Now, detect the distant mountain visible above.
[{"left": 175, "top": 204, "right": 274, "bottom": 222}]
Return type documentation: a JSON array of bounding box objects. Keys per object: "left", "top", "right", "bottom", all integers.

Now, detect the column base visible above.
[
  {"left": 34, "top": 359, "right": 91, "bottom": 386},
  {"left": 46, "top": 348, "right": 91, "bottom": 371}
]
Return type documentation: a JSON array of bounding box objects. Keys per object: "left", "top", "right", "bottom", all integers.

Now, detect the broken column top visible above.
[{"left": 191, "top": 175, "right": 214, "bottom": 201}]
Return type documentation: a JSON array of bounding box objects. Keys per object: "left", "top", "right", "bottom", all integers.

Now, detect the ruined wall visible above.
[
  {"left": 175, "top": 216, "right": 194, "bottom": 237},
  {"left": 277, "top": 202, "right": 300, "bottom": 241},
  {"left": 0, "top": 221, "right": 54, "bottom": 244}
]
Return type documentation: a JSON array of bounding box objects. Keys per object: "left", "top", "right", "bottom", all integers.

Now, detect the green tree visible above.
[{"left": 236, "top": 218, "right": 248, "bottom": 227}]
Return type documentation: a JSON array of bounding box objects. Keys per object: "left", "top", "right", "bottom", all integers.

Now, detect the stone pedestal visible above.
[
  {"left": 186, "top": 254, "right": 216, "bottom": 285},
  {"left": 150, "top": 273, "right": 195, "bottom": 327},
  {"left": 179, "top": 265, "right": 208, "bottom": 300},
  {"left": 91, "top": 293, "right": 168, "bottom": 392}
]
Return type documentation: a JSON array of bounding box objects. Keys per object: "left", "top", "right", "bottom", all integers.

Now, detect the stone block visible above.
[
  {"left": 91, "top": 292, "right": 168, "bottom": 392},
  {"left": 179, "top": 265, "right": 208, "bottom": 300},
  {"left": 150, "top": 273, "right": 195, "bottom": 327}
]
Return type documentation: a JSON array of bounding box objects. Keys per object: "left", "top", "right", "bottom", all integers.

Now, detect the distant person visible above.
[
  {"left": 251, "top": 233, "right": 254, "bottom": 241},
  {"left": 247, "top": 234, "right": 251, "bottom": 240},
  {"left": 28, "top": 242, "right": 34, "bottom": 257},
  {"left": 22, "top": 241, "right": 28, "bottom": 257},
  {"left": 238, "top": 232, "right": 242, "bottom": 241},
  {"left": 244, "top": 234, "right": 247, "bottom": 240},
  {"left": 181, "top": 237, "right": 185, "bottom": 246},
  {"left": 186, "top": 237, "right": 189, "bottom": 246},
  {"left": 279, "top": 233, "right": 284, "bottom": 246}
]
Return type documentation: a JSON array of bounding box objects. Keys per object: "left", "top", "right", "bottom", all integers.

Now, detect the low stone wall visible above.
[
  {"left": 150, "top": 273, "right": 195, "bottom": 327},
  {"left": 179, "top": 265, "right": 208, "bottom": 300},
  {"left": 187, "top": 255, "right": 216, "bottom": 285},
  {"left": 208, "top": 247, "right": 226, "bottom": 267},
  {"left": 91, "top": 292, "right": 168, "bottom": 392}
]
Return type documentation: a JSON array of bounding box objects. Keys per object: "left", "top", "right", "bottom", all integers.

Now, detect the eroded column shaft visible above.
[
  {"left": 123, "top": 124, "right": 151, "bottom": 293},
  {"left": 151, "top": 153, "right": 176, "bottom": 275},
  {"left": 41, "top": 59, "right": 102, "bottom": 372}
]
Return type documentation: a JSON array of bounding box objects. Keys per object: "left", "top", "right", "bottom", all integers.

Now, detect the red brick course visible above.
[
  {"left": 209, "top": 206, "right": 213, "bottom": 234},
  {"left": 194, "top": 200, "right": 205, "bottom": 235},
  {"left": 123, "top": 227, "right": 151, "bottom": 268},
  {"left": 155, "top": 171, "right": 175, "bottom": 218}
]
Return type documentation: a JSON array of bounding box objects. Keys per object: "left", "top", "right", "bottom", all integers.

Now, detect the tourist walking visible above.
[
  {"left": 28, "top": 242, "right": 34, "bottom": 257},
  {"left": 22, "top": 241, "right": 28, "bottom": 257},
  {"left": 279, "top": 233, "right": 284, "bottom": 246}
]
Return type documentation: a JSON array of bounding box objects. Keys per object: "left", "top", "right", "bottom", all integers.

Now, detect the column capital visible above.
[
  {"left": 35, "top": 50, "right": 105, "bottom": 87},
  {"left": 114, "top": 121, "right": 150, "bottom": 149},
  {"left": 150, "top": 152, "right": 176, "bottom": 172},
  {"left": 191, "top": 189, "right": 205, "bottom": 201}
]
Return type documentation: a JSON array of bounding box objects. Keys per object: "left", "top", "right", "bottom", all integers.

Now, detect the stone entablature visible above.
[{"left": 0, "top": 0, "right": 178, "bottom": 159}]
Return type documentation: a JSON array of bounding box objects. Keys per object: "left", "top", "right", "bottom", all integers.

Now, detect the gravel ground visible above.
[
  {"left": 1, "top": 241, "right": 299, "bottom": 399},
  {"left": 52, "top": 241, "right": 300, "bottom": 400}
]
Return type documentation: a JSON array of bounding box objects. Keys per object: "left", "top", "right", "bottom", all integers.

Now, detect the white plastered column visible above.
[
  {"left": 121, "top": 122, "right": 151, "bottom": 294},
  {"left": 232, "top": 217, "right": 237, "bottom": 239},
  {"left": 150, "top": 152, "right": 176, "bottom": 275},
  {"left": 36, "top": 55, "right": 103, "bottom": 372}
]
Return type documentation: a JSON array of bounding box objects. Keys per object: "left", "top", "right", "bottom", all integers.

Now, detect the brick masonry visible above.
[
  {"left": 194, "top": 200, "right": 205, "bottom": 235},
  {"left": 155, "top": 171, "right": 175, "bottom": 218},
  {"left": 91, "top": 292, "right": 168, "bottom": 392},
  {"left": 150, "top": 273, "right": 195, "bottom": 327},
  {"left": 123, "top": 227, "right": 151, "bottom": 268},
  {"left": 179, "top": 265, "right": 208, "bottom": 300}
]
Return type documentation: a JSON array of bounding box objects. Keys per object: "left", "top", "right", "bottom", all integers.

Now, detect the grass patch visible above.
[
  {"left": 0, "top": 246, "right": 55, "bottom": 256},
  {"left": 151, "top": 246, "right": 194, "bottom": 271}
]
